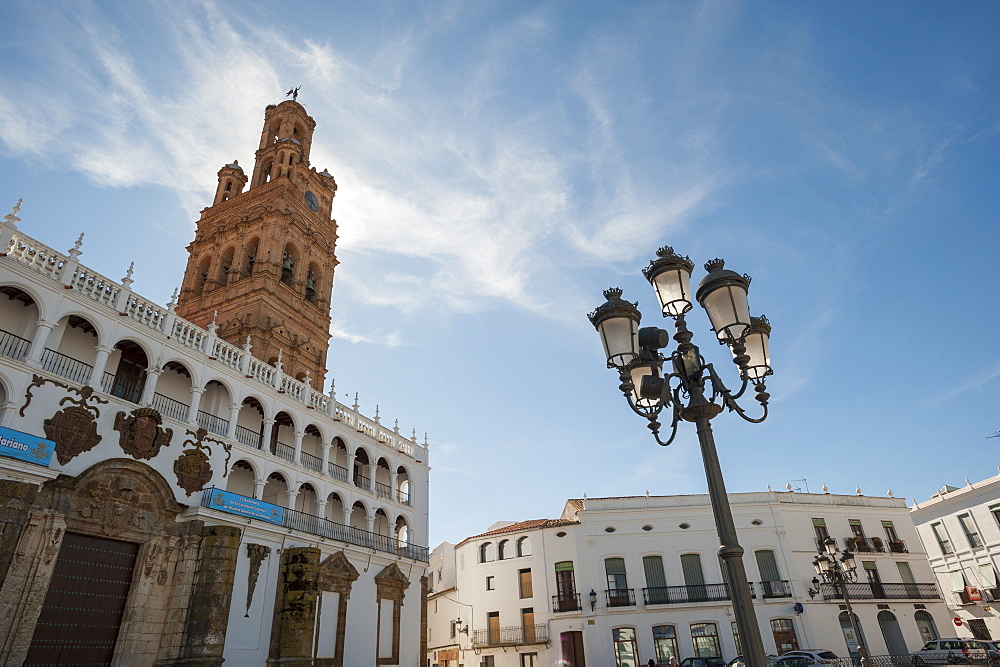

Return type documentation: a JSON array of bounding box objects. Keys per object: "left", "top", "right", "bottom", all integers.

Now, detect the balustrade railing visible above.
[
  {"left": 152, "top": 393, "right": 189, "bottom": 423},
  {"left": 397, "top": 488, "right": 411, "bottom": 505},
  {"left": 234, "top": 425, "right": 263, "bottom": 449},
  {"left": 887, "top": 539, "right": 908, "bottom": 553},
  {"left": 472, "top": 624, "right": 548, "bottom": 648},
  {"left": 301, "top": 451, "right": 323, "bottom": 473},
  {"left": 200, "top": 488, "right": 428, "bottom": 561},
  {"left": 40, "top": 348, "right": 92, "bottom": 385},
  {"left": 328, "top": 463, "right": 349, "bottom": 482},
  {"left": 552, "top": 593, "right": 581, "bottom": 612},
  {"left": 375, "top": 481, "right": 393, "bottom": 500},
  {"left": 272, "top": 441, "right": 295, "bottom": 462},
  {"left": 0, "top": 328, "right": 29, "bottom": 361},
  {"left": 102, "top": 372, "right": 143, "bottom": 404},
  {"left": 3, "top": 228, "right": 428, "bottom": 465},
  {"left": 197, "top": 411, "right": 229, "bottom": 437},
  {"left": 354, "top": 473, "right": 370, "bottom": 490}
]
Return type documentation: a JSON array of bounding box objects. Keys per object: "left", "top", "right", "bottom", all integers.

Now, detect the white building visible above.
[
  {"left": 911, "top": 473, "right": 1000, "bottom": 642},
  {"left": 427, "top": 491, "right": 950, "bottom": 667},
  {"left": 0, "top": 99, "right": 431, "bottom": 666}
]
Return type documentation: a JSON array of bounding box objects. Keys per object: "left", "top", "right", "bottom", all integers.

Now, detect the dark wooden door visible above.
[{"left": 24, "top": 532, "right": 139, "bottom": 665}]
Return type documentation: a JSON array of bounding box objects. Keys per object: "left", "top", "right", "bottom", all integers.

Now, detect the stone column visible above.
[
  {"left": 226, "top": 403, "right": 241, "bottom": 440},
  {"left": 287, "top": 488, "right": 299, "bottom": 511},
  {"left": 261, "top": 418, "right": 275, "bottom": 453},
  {"left": 292, "top": 431, "right": 304, "bottom": 465},
  {"left": 341, "top": 507, "right": 351, "bottom": 527},
  {"left": 315, "top": 499, "right": 327, "bottom": 521},
  {"left": 347, "top": 454, "right": 356, "bottom": 484},
  {"left": 186, "top": 386, "right": 204, "bottom": 426},
  {"left": 0, "top": 401, "right": 18, "bottom": 428},
  {"left": 171, "top": 525, "right": 241, "bottom": 666},
  {"left": 140, "top": 367, "right": 162, "bottom": 407},
  {"left": 88, "top": 345, "right": 113, "bottom": 388},
  {"left": 389, "top": 470, "right": 398, "bottom": 502},
  {"left": 320, "top": 443, "right": 331, "bottom": 476},
  {"left": 24, "top": 320, "right": 55, "bottom": 368},
  {"left": 254, "top": 479, "right": 266, "bottom": 500},
  {"left": 267, "top": 547, "right": 319, "bottom": 666}
]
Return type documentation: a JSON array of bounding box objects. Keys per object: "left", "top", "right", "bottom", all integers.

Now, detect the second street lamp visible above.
[
  {"left": 809, "top": 537, "right": 870, "bottom": 666},
  {"left": 589, "top": 246, "right": 773, "bottom": 667}
]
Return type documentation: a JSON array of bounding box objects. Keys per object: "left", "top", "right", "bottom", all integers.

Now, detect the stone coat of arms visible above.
[
  {"left": 173, "top": 448, "right": 213, "bottom": 496},
  {"left": 114, "top": 407, "right": 172, "bottom": 460}
]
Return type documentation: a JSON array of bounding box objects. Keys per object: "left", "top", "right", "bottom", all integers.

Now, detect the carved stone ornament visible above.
[
  {"left": 245, "top": 543, "right": 271, "bottom": 617},
  {"left": 184, "top": 427, "right": 232, "bottom": 478},
  {"left": 115, "top": 407, "right": 173, "bottom": 460},
  {"left": 24, "top": 375, "right": 108, "bottom": 465},
  {"left": 79, "top": 478, "right": 148, "bottom": 537},
  {"left": 319, "top": 550, "right": 360, "bottom": 597},
  {"left": 173, "top": 448, "right": 213, "bottom": 496},
  {"left": 374, "top": 561, "right": 410, "bottom": 603}
]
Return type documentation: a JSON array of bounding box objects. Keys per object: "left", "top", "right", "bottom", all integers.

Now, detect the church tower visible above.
[{"left": 175, "top": 100, "right": 339, "bottom": 382}]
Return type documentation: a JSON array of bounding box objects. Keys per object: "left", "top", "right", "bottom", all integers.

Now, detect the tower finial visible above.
[
  {"left": 285, "top": 86, "right": 301, "bottom": 101},
  {"left": 121, "top": 261, "right": 135, "bottom": 288},
  {"left": 4, "top": 199, "right": 22, "bottom": 225},
  {"left": 68, "top": 233, "right": 84, "bottom": 258}
]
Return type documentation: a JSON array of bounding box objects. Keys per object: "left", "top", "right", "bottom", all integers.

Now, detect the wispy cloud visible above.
[{"left": 934, "top": 360, "right": 1000, "bottom": 406}]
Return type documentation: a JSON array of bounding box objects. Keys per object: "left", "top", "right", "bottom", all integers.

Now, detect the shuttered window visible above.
[
  {"left": 681, "top": 554, "right": 705, "bottom": 586},
  {"left": 755, "top": 550, "right": 781, "bottom": 582},
  {"left": 644, "top": 556, "right": 667, "bottom": 588}
]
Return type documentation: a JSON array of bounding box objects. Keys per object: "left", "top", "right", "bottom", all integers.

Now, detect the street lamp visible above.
[
  {"left": 808, "top": 537, "right": 869, "bottom": 665},
  {"left": 589, "top": 247, "right": 772, "bottom": 667}
]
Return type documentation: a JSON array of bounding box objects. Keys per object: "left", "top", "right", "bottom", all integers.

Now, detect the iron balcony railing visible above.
[
  {"left": 354, "top": 473, "right": 370, "bottom": 489},
  {"left": 200, "top": 487, "right": 429, "bottom": 561},
  {"left": 472, "top": 624, "right": 548, "bottom": 648},
  {"left": 552, "top": 593, "right": 581, "bottom": 612},
  {"left": 196, "top": 410, "right": 229, "bottom": 437},
  {"left": 844, "top": 537, "right": 885, "bottom": 553},
  {"left": 818, "top": 582, "right": 940, "bottom": 600},
  {"left": 375, "top": 480, "right": 393, "bottom": 500},
  {"left": 760, "top": 580, "right": 793, "bottom": 598},
  {"left": 605, "top": 588, "right": 636, "bottom": 607},
  {"left": 273, "top": 441, "right": 295, "bottom": 463},
  {"left": 887, "top": 539, "right": 908, "bottom": 553},
  {"left": 300, "top": 451, "right": 323, "bottom": 473},
  {"left": 642, "top": 583, "right": 735, "bottom": 605},
  {"left": 152, "top": 392, "right": 189, "bottom": 422},
  {"left": 0, "top": 328, "right": 29, "bottom": 361},
  {"left": 102, "top": 372, "right": 143, "bottom": 404},
  {"left": 40, "top": 348, "right": 92, "bottom": 385},
  {"left": 328, "top": 462, "right": 349, "bottom": 482},
  {"left": 397, "top": 488, "right": 411, "bottom": 505},
  {"left": 234, "top": 424, "right": 263, "bottom": 449}
]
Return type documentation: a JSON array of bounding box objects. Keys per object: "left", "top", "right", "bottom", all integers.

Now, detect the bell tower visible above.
[{"left": 176, "top": 100, "right": 339, "bottom": 382}]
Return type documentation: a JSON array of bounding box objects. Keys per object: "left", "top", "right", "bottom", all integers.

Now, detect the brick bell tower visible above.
[{"left": 176, "top": 99, "right": 339, "bottom": 382}]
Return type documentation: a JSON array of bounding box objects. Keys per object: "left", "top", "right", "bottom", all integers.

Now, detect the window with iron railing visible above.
[{"left": 959, "top": 514, "right": 983, "bottom": 548}]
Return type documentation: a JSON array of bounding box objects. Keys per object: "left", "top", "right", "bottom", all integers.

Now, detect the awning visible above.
[
  {"left": 980, "top": 564, "right": 998, "bottom": 588},
  {"left": 950, "top": 570, "right": 967, "bottom": 592}
]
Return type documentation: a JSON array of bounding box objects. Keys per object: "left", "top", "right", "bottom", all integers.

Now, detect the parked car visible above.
[
  {"left": 773, "top": 649, "right": 841, "bottom": 665},
  {"left": 911, "top": 638, "right": 988, "bottom": 663},
  {"left": 679, "top": 657, "right": 727, "bottom": 667},
  {"left": 980, "top": 639, "right": 1000, "bottom": 660},
  {"left": 728, "top": 654, "right": 779, "bottom": 667}
]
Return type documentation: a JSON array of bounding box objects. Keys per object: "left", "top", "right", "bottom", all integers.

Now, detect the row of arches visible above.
[
  {"left": 479, "top": 536, "right": 532, "bottom": 562},
  {"left": 191, "top": 239, "right": 324, "bottom": 304},
  {"left": 226, "top": 459, "right": 410, "bottom": 546},
  {"left": 0, "top": 284, "right": 413, "bottom": 506}
]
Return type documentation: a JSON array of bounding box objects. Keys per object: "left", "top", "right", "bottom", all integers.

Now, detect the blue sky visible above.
[{"left": 1, "top": 1, "right": 998, "bottom": 548}]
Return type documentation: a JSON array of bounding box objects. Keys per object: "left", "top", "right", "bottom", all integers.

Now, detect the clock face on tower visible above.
[{"left": 304, "top": 190, "right": 319, "bottom": 212}]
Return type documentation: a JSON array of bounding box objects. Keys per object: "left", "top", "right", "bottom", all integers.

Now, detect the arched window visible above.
[
  {"left": 517, "top": 536, "right": 532, "bottom": 557},
  {"left": 915, "top": 610, "right": 939, "bottom": 643},
  {"left": 838, "top": 611, "right": 867, "bottom": 659},
  {"left": 480, "top": 542, "right": 495, "bottom": 563},
  {"left": 498, "top": 539, "right": 510, "bottom": 560},
  {"left": 612, "top": 628, "right": 639, "bottom": 667},
  {"left": 653, "top": 625, "right": 679, "bottom": 662},
  {"left": 691, "top": 622, "right": 721, "bottom": 657}
]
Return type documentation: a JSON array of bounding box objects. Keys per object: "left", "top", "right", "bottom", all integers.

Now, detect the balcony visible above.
[
  {"left": 844, "top": 537, "right": 884, "bottom": 553},
  {"left": 40, "top": 348, "right": 92, "bottom": 385},
  {"left": 272, "top": 441, "right": 295, "bottom": 463},
  {"left": 606, "top": 588, "right": 636, "bottom": 607},
  {"left": 0, "top": 328, "right": 29, "bottom": 361},
  {"left": 375, "top": 480, "right": 393, "bottom": 500},
  {"left": 152, "top": 392, "right": 189, "bottom": 422},
  {"left": 643, "top": 583, "right": 733, "bottom": 605},
  {"left": 818, "top": 582, "right": 941, "bottom": 601},
  {"left": 472, "top": 624, "right": 548, "bottom": 648},
  {"left": 102, "top": 372, "right": 143, "bottom": 404},
  {"left": 300, "top": 451, "right": 323, "bottom": 473},
  {"left": 200, "top": 487, "right": 428, "bottom": 561},
  {"left": 887, "top": 539, "right": 908, "bottom": 553},
  {"left": 328, "top": 462, "right": 349, "bottom": 483},
  {"left": 760, "top": 580, "right": 793, "bottom": 599},
  {"left": 196, "top": 410, "right": 229, "bottom": 437},
  {"left": 234, "top": 424, "right": 263, "bottom": 449},
  {"left": 552, "top": 593, "right": 581, "bottom": 612}
]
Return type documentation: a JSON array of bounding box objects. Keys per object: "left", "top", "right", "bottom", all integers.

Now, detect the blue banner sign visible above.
[
  {"left": 0, "top": 425, "right": 55, "bottom": 467},
  {"left": 205, "top": 488, "right": 284, "bottom": 525}
]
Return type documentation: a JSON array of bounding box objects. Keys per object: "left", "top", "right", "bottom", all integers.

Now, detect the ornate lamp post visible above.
[
  {"left": 589, "top": 247, "right": 773, "bottom": 667},
  {"left": 808, "top": 537, "right": 870, "bottom": 665}
]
